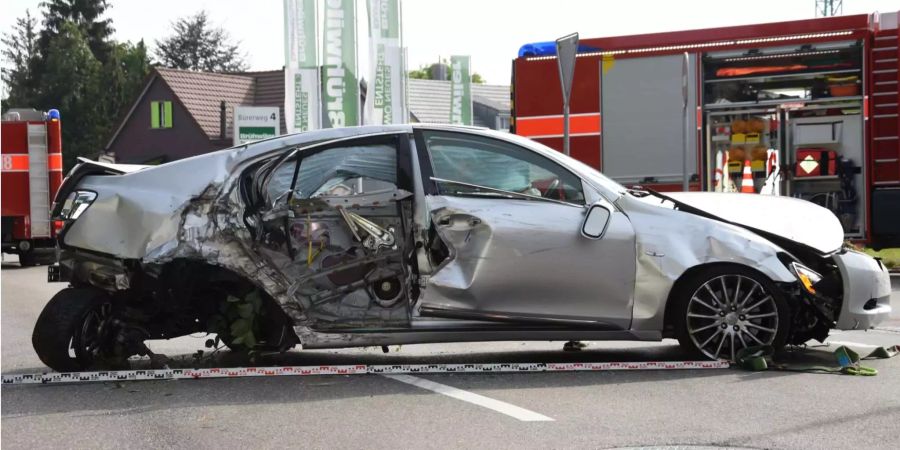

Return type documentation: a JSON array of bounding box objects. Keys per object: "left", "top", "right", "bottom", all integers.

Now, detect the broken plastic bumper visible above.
[{"left": 833, "top": 250, "right": 892, "bottom": 330}]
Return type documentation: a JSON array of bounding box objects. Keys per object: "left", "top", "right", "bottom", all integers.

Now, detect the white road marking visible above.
[{"left": 382, "top": 374, "right": 554, "bottom": 422}]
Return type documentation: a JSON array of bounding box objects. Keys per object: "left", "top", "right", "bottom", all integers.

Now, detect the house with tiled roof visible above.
[
  {"left": 107, "top": 67, "right": 509, "bottom": 164},
  {"left": 106, "top": 67, "right": 285, "bottom": 164}
]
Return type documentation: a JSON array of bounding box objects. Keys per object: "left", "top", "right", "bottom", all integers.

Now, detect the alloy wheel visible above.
[{"left": 685, "top": 274, "right": 779, "bottom": 361}]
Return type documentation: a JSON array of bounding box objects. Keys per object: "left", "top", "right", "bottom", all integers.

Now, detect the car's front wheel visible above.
[{"left": 674, "top": 266, "right": 791, "bottom": 361}]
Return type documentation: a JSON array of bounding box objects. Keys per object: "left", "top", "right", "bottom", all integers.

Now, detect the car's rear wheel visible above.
[
  {"left": 674, "top": 266, "right": 790, "bottom": 361},
  {"left": 32, "top": 287, "right": 114, "bottom": 372}
]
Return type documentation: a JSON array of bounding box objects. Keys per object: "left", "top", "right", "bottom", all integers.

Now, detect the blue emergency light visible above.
[
  {"left": 517, "top": 41, "right": 600, "bottom": 58},
  {"left": 48, "top": 109, "right": 60, "bottom": 121}
]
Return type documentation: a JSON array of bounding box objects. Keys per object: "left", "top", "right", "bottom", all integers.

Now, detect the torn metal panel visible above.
[
  {"left": 60, "top": 128, "right": 417, "bottom": 333},
  {"left": 62, "top": 126, "right": 414, "bottom": 259}
]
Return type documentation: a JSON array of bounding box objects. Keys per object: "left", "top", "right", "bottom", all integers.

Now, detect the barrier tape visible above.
[{"left": 1, "top": 360, "right": 729, "bottom": 385}]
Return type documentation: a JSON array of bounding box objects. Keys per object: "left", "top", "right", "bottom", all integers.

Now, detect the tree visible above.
[
  {"left": 2, "top": 3, "right": 149, "bottom": 171},
  {"left": 408, "top": 63, "right": 431, "bottom": 80},
  {"left": 100, "top": 40, "right": 151, "bottom": 123},
  {"left": 407, "top": 60, "right": 485, "bottom": 84},
  {"left": 43, "top": 21, "right": 105, "bottom": 169},
  {"left": 39, "top": 0, "right": 114, "bottom": 63},
  {"left": 154, "top": 11, "right": 248, "bottom": 72},
  {"left": 1, "top": 10, "right": 39, "bottom": 108}
]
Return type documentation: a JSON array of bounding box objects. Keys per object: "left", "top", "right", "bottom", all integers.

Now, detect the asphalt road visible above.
[{"left": 3, "top": 256, "right": 900, "bottom": 449}]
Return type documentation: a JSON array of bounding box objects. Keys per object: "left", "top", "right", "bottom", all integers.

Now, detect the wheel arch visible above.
[
  {"left": 662, "top": 261, "right": 790, "bottom": 337},
  {"left": 139, "top": 258, "right": 299, "bottom": 348}
]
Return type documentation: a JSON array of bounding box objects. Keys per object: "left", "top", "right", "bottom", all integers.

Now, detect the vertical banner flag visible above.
[
  {"left": 365, "top": 0, "right": 407, "bottom": 125},
  {"left": 284, "top": 0, "right": 320, "bottom": 133},
  {"left": 323, "top": 0, "right": 360, "bottom": 127},
  {"left": 449, "top": 55, "right": 472, "bottom": 125}
]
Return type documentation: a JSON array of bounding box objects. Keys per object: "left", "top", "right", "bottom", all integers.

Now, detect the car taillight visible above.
[{"left": 58, "top": 190, "right": 97, "bottom": 220}]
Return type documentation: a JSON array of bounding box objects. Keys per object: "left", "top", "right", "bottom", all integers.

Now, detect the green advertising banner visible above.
[
  {"left": 450, "top": 55, "right": 472, "bottom": 125},
  {"left": 284, "top": 0, "right": 319, "bottom": 132},
  {"left": 284, "top": 0, "right": 317, "bottom": 68},
  {"left": 322, "top": 0, "right": 360, "bottom": 127},
  {"left": 365, "top": 0, "right": 407, "bottom": 125}
]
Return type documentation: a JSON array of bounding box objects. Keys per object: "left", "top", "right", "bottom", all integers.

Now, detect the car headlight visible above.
[
  {"left": 58, "top": 190, "right": 97, "bottom": 220},
  {"left": 790, "top": 262, "right": 822, "bottom": 295}
]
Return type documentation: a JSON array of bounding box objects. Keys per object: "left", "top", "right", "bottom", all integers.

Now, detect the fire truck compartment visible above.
[{"left": 512, "top": 11, "right": 899, "bottom": 245}]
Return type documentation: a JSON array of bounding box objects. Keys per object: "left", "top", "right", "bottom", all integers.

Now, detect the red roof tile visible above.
[{"left": 156, "top": 68, "right": 256, "bottom": 139}]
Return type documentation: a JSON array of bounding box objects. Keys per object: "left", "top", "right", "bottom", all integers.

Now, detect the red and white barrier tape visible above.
[{"left": 2, "top": 360, "right": 729, "bottom": 385}]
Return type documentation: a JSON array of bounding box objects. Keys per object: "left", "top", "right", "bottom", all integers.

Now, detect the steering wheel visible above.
[{"left": 542, "top": 178, "right": 560, "bottom": 199}]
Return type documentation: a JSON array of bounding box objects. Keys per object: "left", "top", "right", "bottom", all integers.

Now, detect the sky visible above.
[{"left": 2, "top": 0, "right": 899, "bottom": 85}]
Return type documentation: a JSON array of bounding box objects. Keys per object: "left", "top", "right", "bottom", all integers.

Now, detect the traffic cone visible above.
[{"left": 740, "top": 160, "right": 754, "bottom": 193}]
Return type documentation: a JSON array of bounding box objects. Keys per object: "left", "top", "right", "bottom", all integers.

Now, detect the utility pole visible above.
[{"left": 815, "top": 0, "right": 843, "bottom": 17}]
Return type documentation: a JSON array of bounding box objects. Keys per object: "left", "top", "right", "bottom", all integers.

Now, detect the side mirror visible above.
[{"left": 581, "top": 203, "right": 611, "bottom": 239}]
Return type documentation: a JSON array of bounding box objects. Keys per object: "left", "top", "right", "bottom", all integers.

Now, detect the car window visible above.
[
  {"left": 266, "top": 144, "right": 397, "bottom": 204},
  {"left": 421, "top": 130, "right": 584, "bottom": 204}
]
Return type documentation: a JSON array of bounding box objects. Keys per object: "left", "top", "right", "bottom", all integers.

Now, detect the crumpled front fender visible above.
[{"left": 620, "top": 195, "right": 796, "bottom": 332}]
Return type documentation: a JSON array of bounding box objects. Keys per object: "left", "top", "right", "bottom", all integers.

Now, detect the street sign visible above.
[
  {"left": 556, "top": 33, "right": 578, "bottom": 156},
  {"left": 233, "top": 106, "right": 281, "bottom": 145}
]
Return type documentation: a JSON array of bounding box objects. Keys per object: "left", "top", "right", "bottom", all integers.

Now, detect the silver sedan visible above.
[{"left": 35, "top": 125, "right": 892, "bottom": 372}]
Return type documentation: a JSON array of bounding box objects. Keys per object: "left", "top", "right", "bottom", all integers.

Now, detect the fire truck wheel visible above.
[{"left": 32, "top": 287, "right": 113, "bottom": 372}]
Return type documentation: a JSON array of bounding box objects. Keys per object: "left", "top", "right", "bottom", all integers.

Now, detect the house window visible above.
[{"left": 151, "top": 101, "right": 173, "bottom": 129}]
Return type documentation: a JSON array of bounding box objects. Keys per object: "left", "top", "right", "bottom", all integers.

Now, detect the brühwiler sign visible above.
[
  {"left": 284, "top": 0, "right": 320, "bottom": 133},
  {"left": 233, "top": 106, "right": 281, "bottom": 145},
  {"left": 322, "top": 0, "right": 360, "bottom": 127}
]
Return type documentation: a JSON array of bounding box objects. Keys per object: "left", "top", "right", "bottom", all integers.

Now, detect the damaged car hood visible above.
[{"left": 663, "top": 192, "right": 844, "bottom": 254}]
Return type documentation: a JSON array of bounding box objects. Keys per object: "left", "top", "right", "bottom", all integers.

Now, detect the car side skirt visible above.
[{"left": 296, "top": 328, "right": 662, "bottom": 349}]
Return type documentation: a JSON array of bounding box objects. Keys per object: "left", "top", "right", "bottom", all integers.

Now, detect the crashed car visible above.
[{"left": 34, "top": 125, "right": 892, "bottom": 371}]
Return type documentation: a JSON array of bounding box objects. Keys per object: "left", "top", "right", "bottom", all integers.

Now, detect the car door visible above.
[{"left": 414, "top": 129, "right": 637, "bottom": 330}]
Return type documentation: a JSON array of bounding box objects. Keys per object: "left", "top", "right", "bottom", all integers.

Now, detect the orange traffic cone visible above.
[{"left": 741, "top": 160, "right": 754, "bottom": 193}]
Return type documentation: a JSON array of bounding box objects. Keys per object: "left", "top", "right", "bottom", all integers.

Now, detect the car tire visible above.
[
  {"left": 32, "top": 287, "right": 111, "bottom": 372},
  {"left": 674, "top": 266, "right": 791, "bottom": 362}
]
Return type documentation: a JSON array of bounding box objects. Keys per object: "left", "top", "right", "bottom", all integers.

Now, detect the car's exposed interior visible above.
[{"left": 243, "top": 135, "right": 416, "bottom": 330}]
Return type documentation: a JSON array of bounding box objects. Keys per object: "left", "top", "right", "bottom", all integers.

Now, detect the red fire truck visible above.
[
  {"left": 512, "top": 11, "right": 900, "bottom": 248},
  {"left": 2, "top": 109, "right": 64, "bottom": 266}
]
